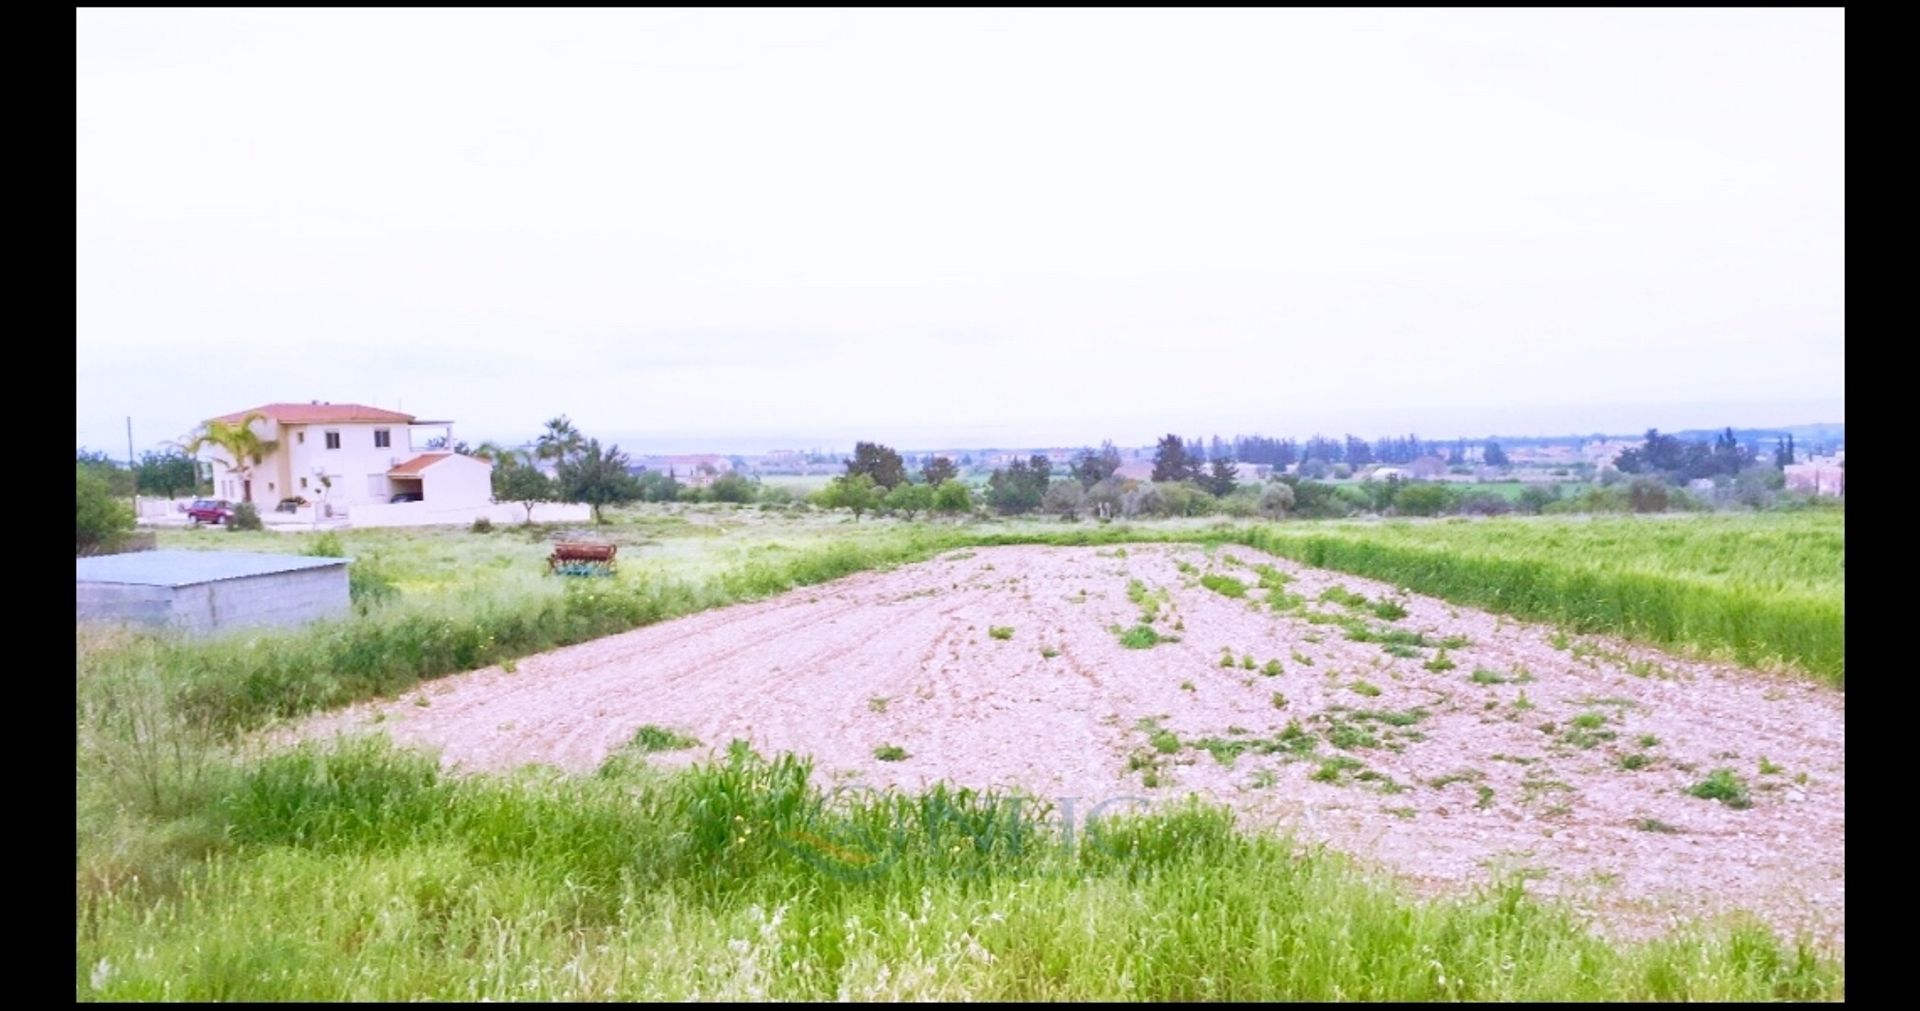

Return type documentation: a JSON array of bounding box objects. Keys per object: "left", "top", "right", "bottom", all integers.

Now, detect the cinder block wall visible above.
[
  {"left": 76, "top": 581, "right": 176, "bottom": 626},
  {"left": 78, "top": 565, "right": 349, "bottom": 634},
  {"left": 176, "top": 567, "right": 350, "bottom": 633}
]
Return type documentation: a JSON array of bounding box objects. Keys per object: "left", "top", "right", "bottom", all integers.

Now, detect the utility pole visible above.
[{"left": 126, "top": 416, "right": 138, "bottom": 519}]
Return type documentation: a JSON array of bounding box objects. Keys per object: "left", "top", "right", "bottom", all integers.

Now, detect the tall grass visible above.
[
  {"left": 77, "top": 737, "right": 1839, "bottom": 1001},
  {"left": 1221, "top": 514, "right": 1843, "bottom": 684}
]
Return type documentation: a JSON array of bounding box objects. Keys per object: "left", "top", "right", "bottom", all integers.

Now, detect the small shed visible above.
[{"left": 76, "top": 550, "right": 351, "bottom": 635}]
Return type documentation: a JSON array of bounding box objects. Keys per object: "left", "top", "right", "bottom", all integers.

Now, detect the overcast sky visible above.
[{"left": 77, "top": 8, "right": 1843, "bottom": 454}]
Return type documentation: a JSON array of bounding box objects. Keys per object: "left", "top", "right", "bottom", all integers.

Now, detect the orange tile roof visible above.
[
  {"left": 211, "top": 402, "right": 418, "bottom": 425},
  {"left": 388, "top": 452, "right": 453, "bottom": 476}
]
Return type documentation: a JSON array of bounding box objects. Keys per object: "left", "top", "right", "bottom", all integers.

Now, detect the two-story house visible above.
[{"left": 199, "top": 402, "right": 492, "bottom": 511}]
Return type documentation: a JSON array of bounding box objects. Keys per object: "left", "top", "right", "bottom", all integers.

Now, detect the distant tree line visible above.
[
  {"left": 1225, "top": 433, "right": 1449, "bottom": 468},
  {"left": 1613, "top": 428, "right": 1759, "bottom": 483},
  {"left": 77, "top": 447, "right": 205, "bottom": 499}
]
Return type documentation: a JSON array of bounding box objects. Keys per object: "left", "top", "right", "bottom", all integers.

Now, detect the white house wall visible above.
[
  {"left": 204, "top": 419, "right": 419, "bottom": 507},
  {"left": 420, "top": 454, "right": 494, "bottom": 509}
]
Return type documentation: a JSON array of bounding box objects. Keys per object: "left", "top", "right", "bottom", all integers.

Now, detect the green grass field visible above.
[
  {"left": 754, "top": 473, "right": 836, "bottom": 495},
  {"left": 77, "top": 737, "right": 1836, "bottom": 1000},
  {"left": 1458, "top": 480, "right": 1589, "bottom": 500},
  {"left": 1231, "top": 513, "right": 1842, "bottom": 684},
  {"left": 77, "top": 507, "right": 1844, "bottom": 1000}
]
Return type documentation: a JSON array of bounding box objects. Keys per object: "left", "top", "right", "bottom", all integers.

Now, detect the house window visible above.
[
  {"left": 325, "top": 431, "right": 341, "bottom": 450},
  {"left": 374, "top": 429, "right": 391, "bottom": 449},
  {"left": 297, "top": 432, "right": 305, "bottom": 444},
  {"left": 300, "top": 477, "right": 308, "bottom": 490}
]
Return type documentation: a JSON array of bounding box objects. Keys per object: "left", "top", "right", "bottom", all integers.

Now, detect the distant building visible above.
[
  {"left": 635, "top": 454, "right": 733, "bottom": 487},
  {"left": 1407, "top": 456, "right": 1448, "bottom": 479},
  {"left": 1583, "top": 440, "right": 1638, "bottom": 467},
  {"left": 1508, "top": 444, "right": 1581, "bottom": 464},
  {"left": 197, "top": 401, "right": 490, "bottom": 512},
  {"left": 1112, "top": 461, "right": 1155, "bottom": 482},
  {"left": 1784, "top": 456, "right": 1845, "bottom": 497}
]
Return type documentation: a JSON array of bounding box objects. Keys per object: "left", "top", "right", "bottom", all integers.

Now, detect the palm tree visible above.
[
  {"left": 535, "top": 416, "right": 585, "bottom": 466},
  {"left": 471, "top": 440, "right": 529, "bottom": 467},
  {"left": 179, "top": 413, "right": 278, "bottom": 503}
]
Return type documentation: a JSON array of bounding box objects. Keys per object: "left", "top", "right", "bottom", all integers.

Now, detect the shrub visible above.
[
  {"left": 1042, "top": 480, "right": 1086, "bottom": 520},
  {"left": 228, "top": 501, "right": 264, "bottom": 531},
  {"left": 1199, "top": 573, "right": 1248, "bottom": 598},
  {"left": 1627, "top": 477, "right": 1670, "bottom": 513},
  {"left": 1687, "top": 768, "right": 1752, "bottom": 809},
  {"left": 1122, "top": 483, "right": 1164, "bottom": 518},
  {"left": 1545, "top": 486, "right": 1632, "bottom": 514},
  {"left": 347, "top": 562, "right": 401, "bottom": 613},
  {"left": 1515, "top": 484, "right": 1564, "bottom": 514},
  {"left": 629, "top": 724, "right": 700, "bottom": 751},
  {"left": 931, "top": 479, "right": 975, "bottom": 515},
  {"left": 816, "top": 473, "right": 881, "bottom": 520},
  {"left": 705, "top": 472, "right": 758, "bottom": 504},
  {"left": 1144, "top": 481, "right": 1208, "bottom": 518},
  {"left": 1285, "top": 478, "right": 1348, "bottom": 518},
  {"left": 1216, "top": 487, "right": 1262, "bottom": 518},
  {"left": 1667, "top": 487, "right": 1713, "bottom": 513},
  {"left": 1730, "top": 467, "right": 1779, "bottom": 509},
  {"left": 76, "top": 463, "right": 134, "bottom": 553},
  {"left": 469, "top": 516, "right": 495, "bottom": 534},
  {"left": 884, "top": 482, "right": 935, "bottom": 519},
  {"left": 1394, "top": 483, "right": 1456, "bottom": 517},
  {"left": 1117, "top": 624, "right": 1169, "bottom": 649},
  {"left": 1457, "top": 493, "right": 1512, "bottom": 516},
  {"left": 1258, "top": 482, "right": 1295, "bottom": 518},
  {"left": 1083, "top": 478, "right": 1125, "bottom": 521},
  {"left": 304, "top": 532, "right": 346, "bottom": 558}
]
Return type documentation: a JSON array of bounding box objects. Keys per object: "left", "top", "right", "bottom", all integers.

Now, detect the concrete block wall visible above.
[
  {"left": 76, "top": 581, "right": 177, "bottom": 627},
  {"left": 176, "top": 567, "right": 350, "bottom": 633},
  {"left": 78, "top": 565, "right": 349, "bottom": 635}
]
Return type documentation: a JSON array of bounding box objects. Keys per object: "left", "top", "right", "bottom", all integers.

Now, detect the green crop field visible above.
[
  {"left": 1456, "top": 480, "right": 1590, "bottom": 500},
  {"left": 1230, "top": 513, "right": 1844, "bottom": 684},
  {"left": 77, "top": 506, "right": 1844, "bottom": 1000},
  {"left": 753, "top": 473, "right": 836, "bottom": 495}
]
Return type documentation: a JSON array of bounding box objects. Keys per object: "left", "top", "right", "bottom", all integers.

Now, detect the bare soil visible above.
[{"left": 296, "top": 543, "right": 1844, "bottom": 944}]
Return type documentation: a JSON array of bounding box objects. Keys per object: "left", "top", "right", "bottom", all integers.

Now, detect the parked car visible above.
[
  {"left": 186, "top": 499, "right": 236, "bottom": 525},
  {"left": 389, "top": 492, "right": 423, "bottom": 504}
]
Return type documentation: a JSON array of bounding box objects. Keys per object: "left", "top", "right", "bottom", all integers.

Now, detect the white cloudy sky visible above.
[{"left": 77, "top": 8, "right": 1843, "bottom": 454}]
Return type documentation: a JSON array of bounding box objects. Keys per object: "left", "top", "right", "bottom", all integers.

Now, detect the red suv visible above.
[{"left": 186, "top": 499, "right": 237, "bottom": 525}]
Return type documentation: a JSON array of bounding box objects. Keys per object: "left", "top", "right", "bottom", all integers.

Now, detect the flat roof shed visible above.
[{"left": 76, "top": 550, "right": 351, "bottom": 635}]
